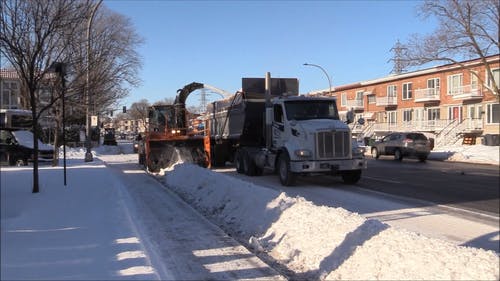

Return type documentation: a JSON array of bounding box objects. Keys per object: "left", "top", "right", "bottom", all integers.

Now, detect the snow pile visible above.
[
  {"left": 429, "top": 144, "right": 499, "bottom": 165},
  {"left": 165, "top": 163, "right": 499, "bottom": 280}
]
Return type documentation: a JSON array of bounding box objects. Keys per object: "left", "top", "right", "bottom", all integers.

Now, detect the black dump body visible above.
[{"left": 208, "top": 78, "right": 298, "bottom": 147}]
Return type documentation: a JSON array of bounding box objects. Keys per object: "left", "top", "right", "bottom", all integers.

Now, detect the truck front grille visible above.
[{"left": 316, "top": 130, "right": 350, "bottom": 159}]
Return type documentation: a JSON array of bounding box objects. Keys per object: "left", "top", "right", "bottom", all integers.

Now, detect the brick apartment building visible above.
[{"left": 309, "top": 55, "right": 499, "bottom": 146}]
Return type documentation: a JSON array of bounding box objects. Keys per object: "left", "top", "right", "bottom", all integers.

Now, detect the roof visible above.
[{"left": 313, "top": 54, "right": 500, "bottom": 93}]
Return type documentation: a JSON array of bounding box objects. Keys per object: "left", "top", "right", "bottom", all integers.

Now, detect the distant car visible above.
[
  {"left": 0, "top": 129, "right": 54, "bottom": 166},
  {"left": 371, "top": 132, "right": 431, "bottom": 162},
  {"left": 103, "top": 128, "right": 117, "bottom": 146}
]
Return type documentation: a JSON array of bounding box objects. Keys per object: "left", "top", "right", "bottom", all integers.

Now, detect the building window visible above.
[
  {"left": 387, "top": 85, "right": 397, "bottom": 97},
  {"left": 367, "top": 95, "right": 376, "bottom": 104},
  {"left": 447, "top": 74, "right": 463, "bottom": 95},
  {"left": 341, "top": 93, "right": 347, "bottom": 107},
  {"left": 403, "top": 109, "right": 412, "bottom": 122},
  {"left": 1, "top": 81, "right": 20, "bottom": 109},
  {"left": 387, "top": 110, "right": 397, "bottom": 124},
  {"left": 487, "top": 68, "right": 500, "bottom": 90},
  {"left": 471, "top": 71, "right": 478, "bottom": 90},
  {"left": 427, "top": 107, "right": 440, "bottom": 120},
  {"left": 427, "top": 78, "right": 440, "bottom": 92},
  {"left": 402, "top": 82, "right": 412, "bottom": 100},
  {"left": 486, "top": 103, "right": 499, "bottom": 124}
]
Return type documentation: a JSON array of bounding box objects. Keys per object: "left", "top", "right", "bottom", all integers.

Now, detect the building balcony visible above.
[
  {"left": 375, "top": 96, "right": 397, "bottom": 106},
  {"left": 450, "top": 85, "right": 483, "bottom": 100},
  {"left": 414, "top": 88, "right": 440, "bottom": 102},
  {"left": 345, "top": 99, "right": 364, "bottom": 110}
]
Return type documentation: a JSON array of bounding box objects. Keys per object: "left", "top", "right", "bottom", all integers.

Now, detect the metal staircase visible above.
[{"left": 435, "top": 119, "right": 468, "bottom": 147}]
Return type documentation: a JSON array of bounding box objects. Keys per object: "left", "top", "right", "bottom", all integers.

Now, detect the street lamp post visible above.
[
  {"left": 303, "top": 63, "right": 333, "bottom": 95},
  {"left": 85, "top": 0, "right": 103, "bottom": 162},
  {"left": 50, "top": 62, "right": 67, "bottom": 186}
]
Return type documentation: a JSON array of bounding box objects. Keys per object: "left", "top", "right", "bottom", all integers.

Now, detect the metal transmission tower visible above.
[
  {"left": 388, "top": 40, "right": 409, "bottom": 74},
  {"left": 199, "top": 88, "right": 208, "bottom": 113}
]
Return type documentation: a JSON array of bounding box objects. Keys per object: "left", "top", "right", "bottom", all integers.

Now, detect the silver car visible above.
[{"left": 371, "top": 132, "right": 431, "bottom": 162}]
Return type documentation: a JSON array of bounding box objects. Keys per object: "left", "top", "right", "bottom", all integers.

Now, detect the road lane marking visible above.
[{"left": 363, "top": 176, "right": 401, "bottom": 184}]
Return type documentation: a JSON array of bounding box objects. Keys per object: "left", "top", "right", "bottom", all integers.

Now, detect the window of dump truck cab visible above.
[{"left": 284, "top": 100, "right": 339, "bottom": 121}]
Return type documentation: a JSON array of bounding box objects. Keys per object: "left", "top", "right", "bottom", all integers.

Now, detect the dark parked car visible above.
[
  {"left": 0, "top": 129, "right": 54, "bottom": 166},
  {"left": 371, "top": 132, "right": 431, "bottom": 162}
]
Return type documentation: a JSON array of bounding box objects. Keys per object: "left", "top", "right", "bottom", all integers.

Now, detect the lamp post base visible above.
[{"left": 84, "top": 152, "right": 93, "bottom": 162}]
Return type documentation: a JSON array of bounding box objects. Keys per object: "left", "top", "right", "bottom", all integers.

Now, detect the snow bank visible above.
[
  {"left": 430, "top": 144, "right": 499, "bottom": 165},
  {"left": 165, "top": 163, "right": 499, "bottom": 280}
]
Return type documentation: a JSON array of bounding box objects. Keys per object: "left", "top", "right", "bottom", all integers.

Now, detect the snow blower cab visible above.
[{"left": 141, "top": 82, "right": 209, "bottom": 172}]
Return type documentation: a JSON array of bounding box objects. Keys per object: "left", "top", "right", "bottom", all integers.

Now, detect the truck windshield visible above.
[{"left": 285, "top": 100, "right": 339, "bottom": 121}]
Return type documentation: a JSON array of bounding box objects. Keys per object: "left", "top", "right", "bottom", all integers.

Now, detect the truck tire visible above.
[
  {"left": 211, "top": 144, "right": 226, "bottom": 167},
  {"left": 278, "top": 153, "right": 296, "bottom": 186},
  {"left": 234, "top": 149, "right": 244, "bottom": 174},
  {"left": 242, "top": 150, "right": 262, "bottom": 176},
  {"left": 341, "top": 170, "right": 361, "bottom": 184}
]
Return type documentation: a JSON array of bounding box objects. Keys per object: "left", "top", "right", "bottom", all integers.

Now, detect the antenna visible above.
[{"left": 388, "top": 40, "right": 409, "bottom": 74}]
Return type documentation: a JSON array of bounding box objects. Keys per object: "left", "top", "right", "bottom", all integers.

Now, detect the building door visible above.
[{"left": 448, "top": 106, "right": 462, "bottom": 121}]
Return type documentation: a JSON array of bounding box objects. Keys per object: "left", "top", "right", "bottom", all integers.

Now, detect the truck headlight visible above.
[
  {"left": 352, "top": 146, "right": 365, "bottom": 158},
  {"left": 295, "top": 149, "right": 312, "bottom": 158}
]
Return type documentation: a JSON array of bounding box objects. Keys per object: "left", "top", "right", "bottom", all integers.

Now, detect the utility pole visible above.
[{"left": 85, "top": 0, "right": 103, "bottom": 162}]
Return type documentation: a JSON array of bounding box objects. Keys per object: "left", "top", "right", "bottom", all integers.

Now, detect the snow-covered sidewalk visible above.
[{"left": 1, "top": 160, "right": 160, "bottom": 280}]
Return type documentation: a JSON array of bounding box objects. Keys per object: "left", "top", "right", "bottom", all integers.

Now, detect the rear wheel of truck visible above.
[
  {"left": 211, "top": 144, "right": 226, "bottom": 167},
  {"left": 242, "top": 150, "right": 262, "bottom": 176},
  {"left": 278, "top": 153, "right": 296, "bottom": 186},
  {"left": 341, "top": 170, "right": 361, "bottom": 184},
  {"left": 234, "top": 149, "right": 244, "bottom": 174}
]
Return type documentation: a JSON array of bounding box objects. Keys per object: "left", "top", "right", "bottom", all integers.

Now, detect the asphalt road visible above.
[{"left": 358, "top": 157, "right": 499, "bottom": 216}]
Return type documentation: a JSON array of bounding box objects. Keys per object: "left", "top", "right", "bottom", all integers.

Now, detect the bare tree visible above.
[
  {"left": 153, "top": 97, "right": 175, "bottom": 105},
  {"left": 0, "top": 0, "right": 91, "bottom": 193},
  {"left": 128, "top": 99, "right": 150, "bottom": 130},
  {"left": 404, "top": 0, "right": 499, "bottom": 96}
]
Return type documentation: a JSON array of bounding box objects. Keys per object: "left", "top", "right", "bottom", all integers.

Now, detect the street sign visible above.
[{"left": 91, "top": 115, "right": 98, "bottom": 127}]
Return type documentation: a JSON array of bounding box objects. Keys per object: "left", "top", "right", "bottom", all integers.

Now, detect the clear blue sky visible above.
[{"left": 105, "top": 0, "right": 436, "bottom": 108}]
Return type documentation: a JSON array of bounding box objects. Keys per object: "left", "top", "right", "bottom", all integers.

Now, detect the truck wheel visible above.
[
  {"left": 371, "top": 147, "right": 380, "bottom": 159},
  {"left": 342, "top": 170, "right": 361, "bottom": 184},
  {"left": 211, "top": 144, "right": 226, "bottom": 167},
  {"left": 234, "top": 150, "right": 244, "bottom": 174},
  {"left": 278, "top": 153, "right": 296, "bottom": 186},
  {"left": 394, "top": 149, "right": 403, "bottom": 161},
  {"left": 243, "top": 151, "right": 259, "bottom": 176}
]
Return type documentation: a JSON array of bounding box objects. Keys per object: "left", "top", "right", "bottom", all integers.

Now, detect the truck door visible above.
[{"left": 272, "top": 104, "right": 285, "bottom": 148}]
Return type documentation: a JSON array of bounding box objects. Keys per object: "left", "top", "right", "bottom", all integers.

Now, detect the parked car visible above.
[
  {"left": 371, "top": 132, "right": 431, "bottom": 162},
  {"left": 0, "top": 129, "right": 54, "bottom": 166}
]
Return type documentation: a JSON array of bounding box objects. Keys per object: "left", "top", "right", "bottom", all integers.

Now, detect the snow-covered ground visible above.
[{"left": 1, "top": 143, "right": 499, "bottom": 280}]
